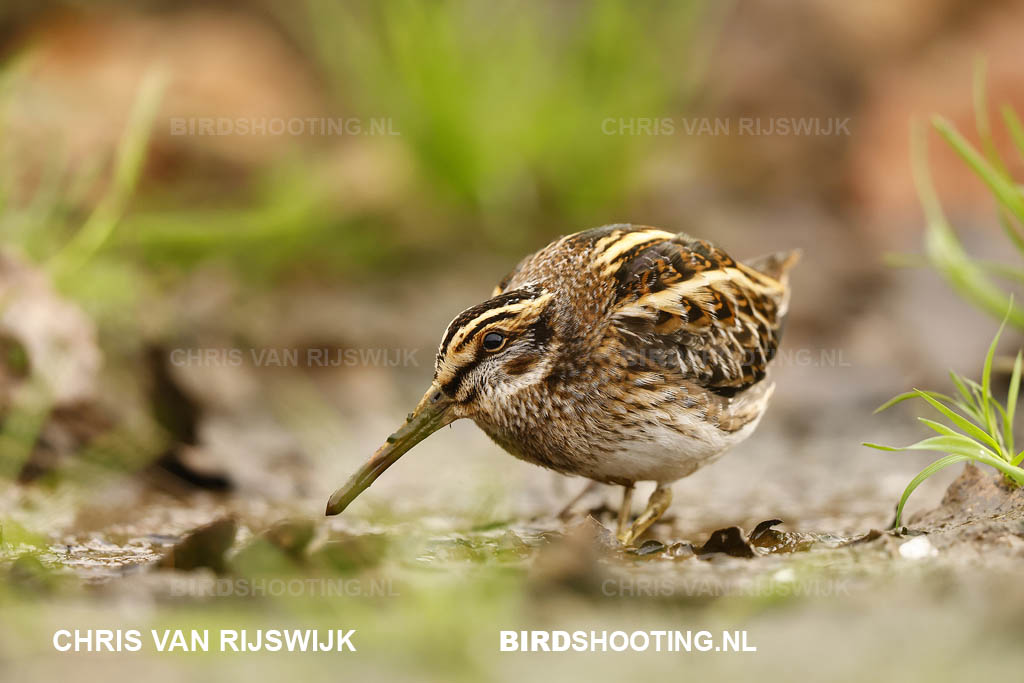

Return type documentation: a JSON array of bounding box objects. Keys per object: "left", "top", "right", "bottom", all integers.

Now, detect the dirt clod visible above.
[{"left": 158, "top": 518, "right": 237, "bottom": 573}]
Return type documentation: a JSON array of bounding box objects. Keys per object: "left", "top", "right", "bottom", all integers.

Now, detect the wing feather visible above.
[{"left": 610, "top": 234, "right": 797, "bottom": 397}]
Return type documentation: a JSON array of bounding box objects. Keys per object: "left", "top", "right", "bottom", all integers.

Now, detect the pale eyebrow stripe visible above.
[{"left": 445, "top": 293, "right": 553, "bottom": 353}]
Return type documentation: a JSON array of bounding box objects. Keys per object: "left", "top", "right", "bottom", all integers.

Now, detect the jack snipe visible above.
[{"left": 327, "top": 225, "right": 799, "bottom": 545}]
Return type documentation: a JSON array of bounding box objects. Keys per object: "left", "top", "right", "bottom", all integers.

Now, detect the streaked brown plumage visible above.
[{"left": 327, "top": 224, "right": 799, "bottom": 544}]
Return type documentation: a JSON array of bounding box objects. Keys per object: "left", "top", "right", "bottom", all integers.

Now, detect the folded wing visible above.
[{"left": 609, "top": 233, "right": 798, "bottom": 397}]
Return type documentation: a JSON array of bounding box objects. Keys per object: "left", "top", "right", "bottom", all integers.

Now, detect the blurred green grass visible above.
[
  {"left": 909, "top": 61, "right": 1024, "bottom": 329},
  {"left": 307, "top": 0, "right": 703, "bottom": 235},
  {"left": 0, "top": 0, "right": 709, "bottom": 496},
  {"left": 2, "top": 0, "right": 708, "bottom": 294}
]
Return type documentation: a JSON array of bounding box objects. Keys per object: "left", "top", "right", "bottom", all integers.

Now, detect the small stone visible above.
[
  {"left": 898, "top": 535, "right": 937, "bottom": 560},
  {"left": 667, "top": 542, "right": 695, "bottom": 559},
  {"left": 631, "top": 539, "right": 666, "bottom": 556}
]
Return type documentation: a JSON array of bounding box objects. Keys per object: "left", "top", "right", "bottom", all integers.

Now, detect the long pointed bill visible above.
[{"left": 326, "top": 384, "right": 454, "bottom": 516}]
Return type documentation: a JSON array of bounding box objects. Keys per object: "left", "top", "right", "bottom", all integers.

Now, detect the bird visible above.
[{"left": 326, "top": 224, "right": 799, "bottom": 545}]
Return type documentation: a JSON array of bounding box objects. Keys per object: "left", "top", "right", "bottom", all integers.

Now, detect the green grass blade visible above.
[
  {"left": 913, "top": 121, "right": 1024, "bottom": 328},
  {"left": 915, "top": 418, "right": 997, "bottom": 453},
  {"left": 1009, "top": 350, "right": 1023, "bottom": 456},
  {"left": 917, "top": 417, "right": 958, "bottom": 437},
  {"left": 48, "top": 69, "right": 167, "bottom": 281},
  {"left": 975, "top": 255, "right": 1024, "bottom": 283},
  {"left": 992, "top": 400, "right": 1012, "bottom": 457},
  {"left": 996, "top": 210, "right": 1024, "bottom": 256},
  {"left": 914, "top": 389, "right": 1002, "bottom": 453},
  {"left": 865, "top": 434, "right": 997, "bottom": 461},
  {"left": 980, "top": 307, "right": 1011, "bottom": 441},
  {"left": 874, "top": 390, "right": 957, "bottom": 414},
  {"left": 963, "top": 378, "right": 988, "bottom": 408},
  {"left": 893, "top": 455, "right": 970, "bottom": 527},
  {"left": 863, "top": 442, "right": 902, "bottom": 452},
  {"left": 933, "top": 116, "right": 1024, "bottom": 223},
  {"left": 867, "top": 431, "right": 1024, "bottom": 527},
  {"left": 948, "top": 371, "right": 984, "bottom": 422},
  {"left": 874, "top": 391, "right": 923, "bottom": 413},
  {"left": 972, "top": 451, "right": 1024, "bottom": 485},
  {"left": 1003, "top": 105, "right": 1024, "bottom": 162},
  {"left": 901, "top": 435, "right": 1000, "bottom": 460},
  {"left": 916, "top": 419, "right": 1003, "bottom": 461},
  {"left": 949, "top": 370, "right": 975, "bottom": 406}
]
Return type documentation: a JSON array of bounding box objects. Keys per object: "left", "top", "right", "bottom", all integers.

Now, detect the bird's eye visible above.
[{"left": 482, "top": 331, "right": 507, "bottom": 352}]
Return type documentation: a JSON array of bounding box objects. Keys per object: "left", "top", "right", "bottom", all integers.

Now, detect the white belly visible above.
[{"left": 580, "top": 409, "right": 764, "bottom": 485}]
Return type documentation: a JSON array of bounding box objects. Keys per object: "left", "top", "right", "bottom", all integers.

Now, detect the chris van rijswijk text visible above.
[{"left": 53, "top": 629, "right": 356, "bottom": 653}]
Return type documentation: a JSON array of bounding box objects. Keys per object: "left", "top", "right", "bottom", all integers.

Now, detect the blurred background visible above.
[{"left": 2, "top": 1, "right": 1024, "bottom": 681}]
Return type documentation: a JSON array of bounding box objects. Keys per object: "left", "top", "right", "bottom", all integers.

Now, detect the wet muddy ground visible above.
[
  {"left": 4, "top": 439, "right": 1024, "bottom": 683},
  {"left": 3, "top": 266, "right": 1024, "bottom": 682}
]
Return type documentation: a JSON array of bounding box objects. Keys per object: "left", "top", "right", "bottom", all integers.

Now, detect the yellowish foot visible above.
[
  {"left": 616, "top": 485, "right": 634, "bottom": 541},
  {"left": 617, "top": 485, "right": 672, "bottom": 546}
]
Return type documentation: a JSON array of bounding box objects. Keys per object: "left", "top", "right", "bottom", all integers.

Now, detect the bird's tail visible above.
[{"left": 743, "top": 249, "right": 802, "bottom": 284}]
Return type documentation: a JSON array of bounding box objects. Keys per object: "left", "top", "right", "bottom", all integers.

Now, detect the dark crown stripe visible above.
[{"left": 439, "top": 288, "right": 543, "bottom": 356}]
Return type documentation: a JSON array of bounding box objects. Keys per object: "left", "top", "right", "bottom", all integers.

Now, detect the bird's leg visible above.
[
  {"left": 616, "top": 485, "right": 634, "bottom": 542},
  {"left": 618, "top": 484, "right": 673, "bottom": 546},
  {"left": 557, "top": 480, "right": 600, "bottom": 520}
]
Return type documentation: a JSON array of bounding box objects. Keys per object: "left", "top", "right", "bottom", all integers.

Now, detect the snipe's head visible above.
[{"left": 325, "top": 286, "right": 557, "bottom": 515}]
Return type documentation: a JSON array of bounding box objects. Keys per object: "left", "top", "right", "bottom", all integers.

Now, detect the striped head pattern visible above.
[{"left": 434, "top": 286, "right": 556, "bottom": 408}]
